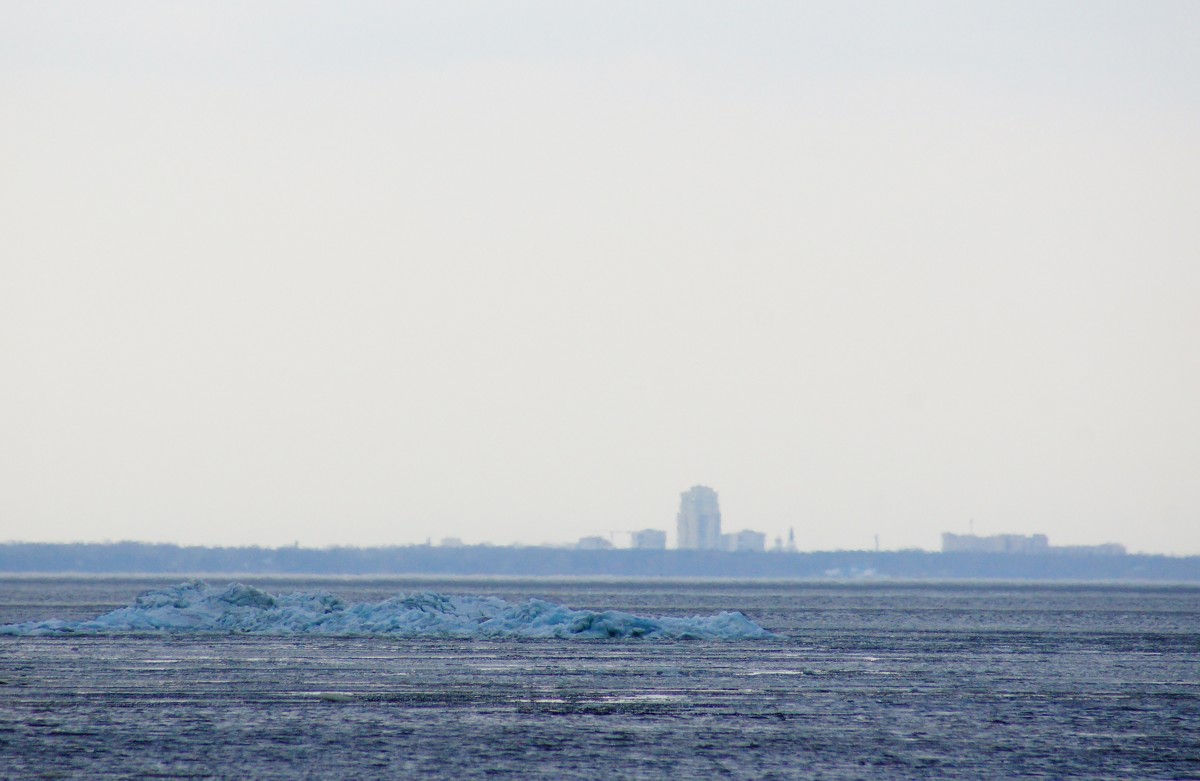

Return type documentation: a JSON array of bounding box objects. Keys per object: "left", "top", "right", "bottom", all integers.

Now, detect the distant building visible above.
[
  {"left": 723, "top": 530, "right": 766, "bottom": 553},
  {"left": 439, "top": 537, "right": 464, "bottom": 548},
  {"left": 576, "top": 535, "right": 613, "bottom": 550},
  {"left": 772, "top": 527, "right": 798, "bottom": 553},
  {"left": 630, "top": 529, "right": 667, "bottom": 550},
  {"left": 942, "top": 532, "right": 1125, "bottom": 556},
  {"left": 677, "top": 485, "right": 722, "bottom": 550}
]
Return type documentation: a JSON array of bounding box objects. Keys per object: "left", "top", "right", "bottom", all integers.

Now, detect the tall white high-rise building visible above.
[{"left": 676, "top": 485, "right": 722, "bottom": 550}]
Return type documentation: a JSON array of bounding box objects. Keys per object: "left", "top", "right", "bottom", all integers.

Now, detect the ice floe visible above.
[{"left": 0, "top": 581, "right": 772, "bottom": 640}]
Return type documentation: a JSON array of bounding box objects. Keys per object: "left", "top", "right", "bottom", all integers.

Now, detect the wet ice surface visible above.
[
  {"left": 2, "top": 578, "right": 1198, "bottom": 779},
  {"left": 0, "top": 581, "right": 770, "bottom": 639}
]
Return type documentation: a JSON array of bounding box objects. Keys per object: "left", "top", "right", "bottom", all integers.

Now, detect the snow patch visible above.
[{"left": 0, "top": 581, "right": 772, "bottom": 640}]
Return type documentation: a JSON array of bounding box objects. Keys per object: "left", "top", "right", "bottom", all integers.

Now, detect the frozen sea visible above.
[{"left": 1, "top": 577, "right": 1197, "bottom": 779}]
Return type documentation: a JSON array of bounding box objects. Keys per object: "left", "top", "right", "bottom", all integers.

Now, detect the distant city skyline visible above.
[{"left": 2, "top": 3, "right": 1198, "bottom": 555}]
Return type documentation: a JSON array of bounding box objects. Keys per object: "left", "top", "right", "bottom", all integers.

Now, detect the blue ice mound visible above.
[{"left": 0, "top": 581, "right": 772, "bottom": 640}]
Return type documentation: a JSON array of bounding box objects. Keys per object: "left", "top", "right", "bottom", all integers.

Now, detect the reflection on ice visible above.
[{"left": 0, "top": 581, "right": 772, "bottom": 640}]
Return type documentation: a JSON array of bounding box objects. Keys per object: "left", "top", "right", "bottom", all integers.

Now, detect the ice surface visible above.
[{"left": 0, "top": 581, "right": 772, "bottom": 639}]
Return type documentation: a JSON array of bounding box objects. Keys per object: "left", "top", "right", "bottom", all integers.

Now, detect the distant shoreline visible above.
[
  {"left": 1, "top": 542, "right": 1197, "bottom": 582},
  {"left": 2, "top": 573, "right": 1199, "bottom": 590}
]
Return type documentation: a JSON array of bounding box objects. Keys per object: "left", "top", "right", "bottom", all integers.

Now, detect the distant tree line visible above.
[{"left": 0, "top": 542, "right": 1197, "bottom": 581}]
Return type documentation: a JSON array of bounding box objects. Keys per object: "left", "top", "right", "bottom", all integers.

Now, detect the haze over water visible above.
[{"left": 2, "top": 3, "right": 1198, "bottom": 554}]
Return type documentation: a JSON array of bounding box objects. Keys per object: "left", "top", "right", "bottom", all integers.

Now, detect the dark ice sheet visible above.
[{"left": 1, "top": 578, "right": 1198, "bottom": 779}]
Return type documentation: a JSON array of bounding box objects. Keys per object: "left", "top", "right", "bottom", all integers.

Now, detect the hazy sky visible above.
[{"left": 2, "top": 2, "right": 1198, "bottom": 554}]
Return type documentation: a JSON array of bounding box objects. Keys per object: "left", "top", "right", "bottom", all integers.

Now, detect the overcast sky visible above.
[{"left": 2, "top": 2, "right": 1198, "bottom": 553}]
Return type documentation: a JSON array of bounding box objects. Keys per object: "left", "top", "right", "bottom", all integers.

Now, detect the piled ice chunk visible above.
[{"left": 0, "top": 581, "right": 772, "bottom": 640}]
